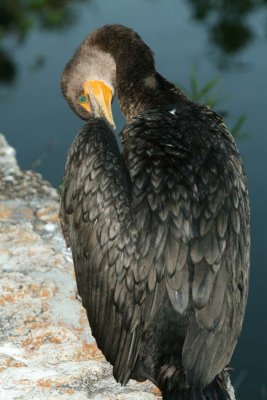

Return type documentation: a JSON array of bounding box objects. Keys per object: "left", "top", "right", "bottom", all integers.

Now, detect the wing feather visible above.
[
  {"left": 182, "top": 144, "right": 250, "bottom": 387},
  {"left": 124, "top": 110, "right": 249, "bottom": 388},
  {"left": 60, "top": 118, "right": 164, "bottom": 384},
  {"left": 61, "top": 120, "right": 134, "bottom": 382}
]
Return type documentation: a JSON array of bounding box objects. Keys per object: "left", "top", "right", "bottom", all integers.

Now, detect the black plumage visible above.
[{"left": 60, "top": 25, "right": 250, "bottom": 400}]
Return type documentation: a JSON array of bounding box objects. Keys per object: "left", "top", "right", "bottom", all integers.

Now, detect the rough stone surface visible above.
[{"left": 0, "top": 134, "right": 235, "bottom": 400}]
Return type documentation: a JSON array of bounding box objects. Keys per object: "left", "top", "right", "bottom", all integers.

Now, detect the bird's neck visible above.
[{"left": 116, "top": 72, "right": 190, "bottom": 121}]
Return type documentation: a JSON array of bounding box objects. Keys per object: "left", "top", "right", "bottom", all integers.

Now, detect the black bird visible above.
[{"left": 60, "top": 25, "right": 250, "bottom": 400}]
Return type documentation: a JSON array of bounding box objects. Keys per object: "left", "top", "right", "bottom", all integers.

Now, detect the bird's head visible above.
[
  {"left": 61, "top": 41, "right": 116, "bottom": 127},
  {"left": 61, "top": 24, "right": 158, "bottom": 123}
]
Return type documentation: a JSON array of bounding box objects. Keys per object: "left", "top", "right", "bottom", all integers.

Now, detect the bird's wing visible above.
[
  {"left": 124, "top": 110, "right": 249, "bottom": 388},
  {"left": 182, "top": 130, "right": 250, "bottom": 387},
  {"left": 123, "top": 113, "right": 197, "bottom": 317},
  {"left": 60, "top": 118, "right": 163, "bottom": 385}
]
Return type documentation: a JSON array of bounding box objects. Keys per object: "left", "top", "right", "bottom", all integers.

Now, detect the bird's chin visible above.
[
  {"left": 75, "top": 104, "right": 94, "bottom": 121},
  {"left": 77, "top": 112, "right": 92, "bottom": 121},
  {"left": 81, "top": 114, "right": 93, "bottom": 121},
  {"left": 78, "top": 110, "right": 104, "bottom": 123}
]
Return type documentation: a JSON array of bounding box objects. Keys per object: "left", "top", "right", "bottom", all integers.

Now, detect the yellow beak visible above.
[{"left": 84, "top": 80, "right": 115, "bottom": 128}]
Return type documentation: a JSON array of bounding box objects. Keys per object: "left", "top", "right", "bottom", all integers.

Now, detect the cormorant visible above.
[{"left": 60, "top": 24, "right": 250, "bottom": 400}]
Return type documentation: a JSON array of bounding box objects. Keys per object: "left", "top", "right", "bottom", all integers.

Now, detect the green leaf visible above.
[
  {"left": 198, "top": 77, "right": 220, "bottom": 99},
  {"left": 190, "top": 67, "right": 199, "bottom": 100},
  {"left": 231, "top": 114, "right": 247, "bottom": 138}
]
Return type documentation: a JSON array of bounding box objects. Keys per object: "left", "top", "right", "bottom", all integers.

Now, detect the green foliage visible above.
[
  {"left": 231, "top": 114, "right": 247, "bottom": 138},
  {"left": 0, "top": 0, "right": 84, "bottom": 39},
  {"left": 179, "top": 68, "right": 247, "bottom": 138},
  {"left": 186, "top": 0, "right": 267, "bottom": 58},
  {"left": 182, "top": 68, "right": 226, "bottom": 107},
  {"left": 0, "top": 0, "right": 90, "bottom": 85}
]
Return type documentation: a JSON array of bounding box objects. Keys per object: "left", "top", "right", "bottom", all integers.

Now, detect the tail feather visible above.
[{"left": 162, "top": 372, "right": 233, "bottom": 400}]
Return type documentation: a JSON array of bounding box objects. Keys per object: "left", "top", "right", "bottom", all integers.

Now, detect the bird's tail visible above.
[{"left": 162, "top": 373, "right": 233, "bottom": 400}]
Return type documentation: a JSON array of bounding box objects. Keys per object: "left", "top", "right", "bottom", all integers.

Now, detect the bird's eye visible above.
[{"left": 78, "top": 95, "right": 87, "bottom": 103}]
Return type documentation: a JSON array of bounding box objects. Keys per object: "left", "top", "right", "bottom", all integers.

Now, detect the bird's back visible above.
[{"left": 122, "top": 104, "right": 250, "bottom": 390}]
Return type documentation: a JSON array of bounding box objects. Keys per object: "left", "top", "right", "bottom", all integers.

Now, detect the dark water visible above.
[{"left": 1, "top": 1, "right": 267, "bottom": 398}]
